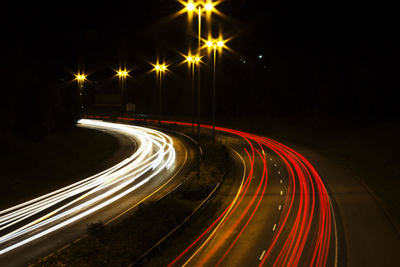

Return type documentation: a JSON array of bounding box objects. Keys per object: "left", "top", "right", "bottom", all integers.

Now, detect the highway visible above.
[
  {"left": 104, "top": 118, "right": 400, "bottom": 266},
  {"left": 2, "top": 117, "right": 398, "bottom": 266},
  {"left": 144, "top": 120, "right": 339, "bottom": 267},
  {"left": 144, "top": 119, "right": 398, "bottom": 267},
  {"left": 0, "top": 119, "right": 195, "bottom": 267}
]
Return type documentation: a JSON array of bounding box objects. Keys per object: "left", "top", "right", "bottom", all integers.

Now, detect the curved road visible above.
[
  {"left": 163, "top": 124, "right": 337, "bottom": 266},
  {"left": 0, "top": 119, "right": 195, "bottom": 267},
  {"left": 4, "top": 117, "right": 397, "bottom": 266},
  {"left": 77, "top": 117, "right": 400, "bottom": 266},
  {"left": 128, "top": 118, "right": 397, "bottom": 267}
]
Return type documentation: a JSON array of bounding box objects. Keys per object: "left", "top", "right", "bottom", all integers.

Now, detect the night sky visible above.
[
  {"left": 2, "top": 0, "right": 399, "bottom": 129},
  {"left": 8, "top": 1, "right": 396, "bottom": 62}
]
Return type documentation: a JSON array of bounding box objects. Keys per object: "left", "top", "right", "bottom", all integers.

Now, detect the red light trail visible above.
[{"left": 85, "top": 116, "right": 337, "bottom": 266}]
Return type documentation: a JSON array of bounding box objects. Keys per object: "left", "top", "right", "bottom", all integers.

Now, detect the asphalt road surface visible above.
[
  {"left": 0, "top": 119, "right": 195, "bottom": 267},
  {"left": 166, "top": 124, "right": 338, "bottom": 267},
  {"left": 112, "top": 118, "right": 398, "bottom": 267},
  {"left": 4, "top": 116, "right": 398, "bottom": 266}
]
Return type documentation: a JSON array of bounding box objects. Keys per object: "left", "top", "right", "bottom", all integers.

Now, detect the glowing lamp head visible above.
[
  {"left": 187, "top": 56, "right": 193, "bottom": 62},
  {"left": 204, "top": 3, "right": 214, "bottom": 11},
  {"left": 117, "top": 69, "right": 129, "bottom": 78},
  {"left": 75, "top": 74, "right": 86, "bottom": 82},
  {"left": 207, "top": 41, "right": 213, "bottom": 48},
  {"left": 155, "top": 65, "right": 161, "bottom": 71},
  {"left": 186, "top": 2, "right": 196, "bottom": 12},
  {"left": 161, "top": 65, "right": 167, "bottom": 71},
  {"left": 217, "top": 41, "right": 224, "bottom": 47}
]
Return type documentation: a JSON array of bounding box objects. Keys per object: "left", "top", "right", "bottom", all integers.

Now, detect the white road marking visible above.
[
  {"left": 280, "top": 179, "right": 283, "bottom": 184},
  {"left": 259, "top": 250, "right": 266, "bottom": 261},
  {"left": 277, "top": 171, "right": 280, "bottom": 174},
  {"left": 278, "top": 204, "right": 282, "bottom": 211},
  {"left": 280, "top": 190, "right": 283, "bottom": 196},
  {"left": 274, "top": 163, "right": 277, "bottom": 167},
  {"left": 270, "top": 158, "right": 273, "bottom": 161},
  {"left": 272, "top": 223, "right": 277, "bottom": 231}
]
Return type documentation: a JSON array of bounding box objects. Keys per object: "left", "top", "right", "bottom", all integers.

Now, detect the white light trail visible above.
[{"left": 0, "top": 119, "right": 176, "bottom": 255}]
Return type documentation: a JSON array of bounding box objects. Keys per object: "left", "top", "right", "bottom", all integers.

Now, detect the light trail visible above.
[
  {"left": 105, "top": 117, "right": 336, "bottom": 266},
  {"left": 0, "top": 119, "right": 176, "bottom": 255}
]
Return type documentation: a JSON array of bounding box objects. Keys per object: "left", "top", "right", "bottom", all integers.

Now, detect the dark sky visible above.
[
  {"left": 1, "top": 0, "right": 398, "bottom": 136},
  {"left": 3, "top": 0, "right": 398, "bottom": 118},
  {"left": 7, "top": 1, "right": 170, "bottom": 72},
  {"left": 6, "top": 0, "right": 397, "bottom": 74},
  {"left": 4, "top": 1, "right": 279, "bottom": 73}
]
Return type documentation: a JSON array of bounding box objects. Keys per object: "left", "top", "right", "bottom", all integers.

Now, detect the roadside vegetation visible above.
[{"left": 34, "top": 129, "right": 230, "bottom": 267}]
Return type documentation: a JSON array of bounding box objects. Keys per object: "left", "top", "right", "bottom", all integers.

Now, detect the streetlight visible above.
[
  {"left": 117, "top": 69, "right": 129, "bottom": 78},
  {"left": 75, "top": 74, "right": 86, "bottom": 83},
  {"left": 74, "top": 72, "right": 87, "bottom": 112},
  {"left": 183, "top": 52, "right": 202, "bottom": 135},
  {"left": 151, "top": 62, "right": 168, "bottom": 124},
  {"left": 181, "top": 1, "right": 218, "bottom": 179},
  {"left": 206, "top": 36, "right": 227, "bottom": 142},
  {"left": 185, "top": 1, "right": 196, "bottom": 12},
  {"left": 115, "top": 68, "right": 131, "bottom": 113},
  {"left": 181, "top": 0, "right": 217, "bottom": 140}
]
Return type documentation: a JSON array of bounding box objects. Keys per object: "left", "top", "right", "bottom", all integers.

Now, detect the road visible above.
[
  {"left": 162, "top": 124, "right": 337, "bottom": 266},
  {"left": 0, "top": 119, "right": 195, "bottom": 267},
  {"left": 4, "top": 116, "right": 398, "bottom": 266},
  {"left": 131, "top": 119, "right": 396, "bottom": 267},
  {"left": 76, "top": 117, "right": 400, "bottom": 266},
  {"left": 292, "top": 145, "right": 400, "bottom": 266}
]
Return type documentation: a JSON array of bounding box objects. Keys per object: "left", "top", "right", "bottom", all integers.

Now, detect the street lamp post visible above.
[
  {"left": 207, "top": 38, "right": 225, "bottom": 142},
  {"left": 197, "top": 6, "right": 202, "bottom": 142},
  {"left": 74, "top": 73, "right": 86, "bottom": 114},
  {"left": 191, "top": 57, "right": 195, "bottom": 135},
  {"left": 183, "top": 1, "right": 215, "bottom": 136},
  {"left": 183, "top": 1, "right": 215, "bottom": 179},
  {"left": 116, "top": 68, "right": 129, "bottom": 114},
  {"left": 184, "top": 53, "right": 201, "bottom": 135},
  {"left": 153, "top": 63, "right": 167, "bottom": 124}
]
